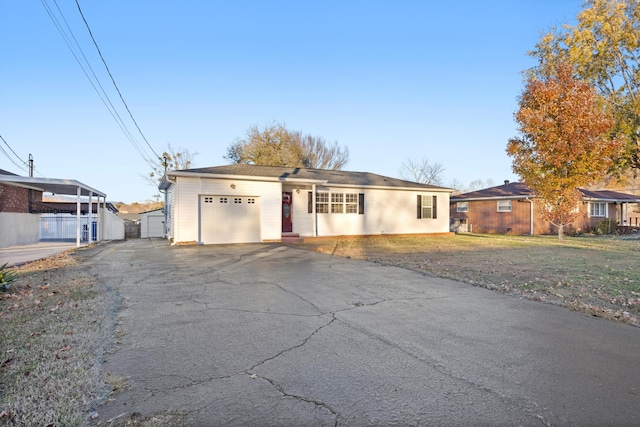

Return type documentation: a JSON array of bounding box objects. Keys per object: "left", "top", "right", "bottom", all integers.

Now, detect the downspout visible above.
[
  {"left": 524, "top": 197, "right": 534, "bottom": 235},
  {"left": 313, "top": 184, "right": 317, "bottom": 237}
]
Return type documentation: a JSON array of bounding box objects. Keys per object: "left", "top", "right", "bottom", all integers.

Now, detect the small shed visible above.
[{"left": 140, "top": 209, "right": 165, "bottom": 238}]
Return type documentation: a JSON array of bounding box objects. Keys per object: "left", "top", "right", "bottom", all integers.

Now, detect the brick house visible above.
[
  {"left": 0, "top": 169, "right": 43, "bottom": 213},
  {"left": 449, "top": 181, "right": 640, "bottom": 235}
]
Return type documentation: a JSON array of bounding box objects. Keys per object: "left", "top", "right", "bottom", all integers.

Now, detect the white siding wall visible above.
[
  {"left": 291, "top": 190, "right": 314, "bottom": 236},
  {"left": 171, "top": 176, "right": 282, "bottom": 244},
  {"left": 316, "top": 187, "right": 450, "bottom": 236}
]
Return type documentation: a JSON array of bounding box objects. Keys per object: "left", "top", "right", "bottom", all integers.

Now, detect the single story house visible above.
[
  {"left": 159, "top": 164, "right": 453, "bottom": 245},
  {"left": 449, "top": 180, "right": 640, "bottom": 235}
]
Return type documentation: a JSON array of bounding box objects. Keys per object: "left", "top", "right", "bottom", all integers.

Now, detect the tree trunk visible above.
[{"left": 557, "top": 224, "right": 565, "bottom": 241}]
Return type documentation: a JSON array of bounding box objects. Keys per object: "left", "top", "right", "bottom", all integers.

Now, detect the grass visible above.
[
  {"left": 296, "top": 233, "right": 640, "bottom": 325},
  {"left": 0, "top": 251, "right": 120, "bottom": 426}
]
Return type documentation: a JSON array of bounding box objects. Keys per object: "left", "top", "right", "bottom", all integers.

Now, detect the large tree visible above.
[
  {"left": 507, "top": 62, "right": 625, "bottom": 240},
  {"left": 530, "top": 0, "right": 639, "bottom": 173},
  {"left": 226, "top": 122, "right": 349, "bottom": 170},
  {"left": 145, "top": 144, "right": 197, "bottom": 186},
  {"left": 399, "top": 157, "right": 445, "bottom": 185}
]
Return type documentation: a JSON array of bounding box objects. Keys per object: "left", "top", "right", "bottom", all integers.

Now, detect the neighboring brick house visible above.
[
  {"left": 450, "top": 181, "right": 640, "bottom": 235},
  {"left": 0, "top": 168, "right": 43, "bottom": 213}
]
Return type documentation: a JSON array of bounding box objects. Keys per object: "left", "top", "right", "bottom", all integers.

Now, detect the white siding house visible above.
[{"left": 159, "top": 165, "right": 453, "bottom": 245}]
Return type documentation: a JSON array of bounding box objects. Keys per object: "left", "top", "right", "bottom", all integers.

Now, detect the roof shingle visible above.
[{"left": 176, "top": 164, "right": 452, "bottom": 190}]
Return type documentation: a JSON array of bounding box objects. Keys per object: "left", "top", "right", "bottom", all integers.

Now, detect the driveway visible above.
[
  {"left": 88, "top": 239, "right": 640, "bottom": 426},
  {"left": 0, "top": 241, "right": 82, "bottom": 266}
]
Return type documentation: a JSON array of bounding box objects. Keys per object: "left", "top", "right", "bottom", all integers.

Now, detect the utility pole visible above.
[{"left": 28, "top": 154, "right": 33, "bottom": 177}]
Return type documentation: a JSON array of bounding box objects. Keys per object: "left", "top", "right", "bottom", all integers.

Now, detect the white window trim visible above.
[
  {"left": 345, "top": 193, "right": 358, "bottom": 214},
  {"left": 497, "top": 200, "right": 512, "bottom": 212},
  {"left": 457, "top": 202, "right": 468, "bottom": 213},
  {"left": 316, "top": 192, "right": 329, "bottom": 214},
  {"left": 589, "top": 201, "right": 607, "bottom": 218}
]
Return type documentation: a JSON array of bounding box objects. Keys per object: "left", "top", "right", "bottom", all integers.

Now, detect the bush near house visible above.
[{"left": 591, "top": 219, "right": 618, "bottom": 235}]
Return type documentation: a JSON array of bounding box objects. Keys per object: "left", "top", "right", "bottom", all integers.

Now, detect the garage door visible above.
[
  {"left": 142, "top": 215, "right": 164, "bottom": 237},
  {"left": 200, "top": 196, "right": 261, "bottom": 244}
]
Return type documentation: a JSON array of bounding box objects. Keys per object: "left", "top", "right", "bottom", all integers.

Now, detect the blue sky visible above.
[{"left": 1, "top": 0, "right": 582, "bottom": 203}]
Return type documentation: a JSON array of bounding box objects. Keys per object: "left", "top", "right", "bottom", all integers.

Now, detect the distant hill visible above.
[{"left": 114, "top": 201, "right": 163, "bottom": 214}]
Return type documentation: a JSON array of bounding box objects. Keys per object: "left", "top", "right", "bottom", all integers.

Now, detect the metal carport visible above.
[{"left": 0, "top": 175, "right": 107, "bottom": 247}]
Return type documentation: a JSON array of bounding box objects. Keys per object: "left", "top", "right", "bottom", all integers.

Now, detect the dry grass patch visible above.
[
  {"left": 296, "top": 233, "right": 640, "bottom": 325},
  {"left": 0, "top": 252, "right": 120, "bottom": 426}
]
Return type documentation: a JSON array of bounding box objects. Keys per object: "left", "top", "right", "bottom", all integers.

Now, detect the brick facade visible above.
[
  {"left": 450, "top": 198, "right": 621, "bottom": 235},
  {"left": 0, "top": 184, "right": 43, "bottom": 213}
]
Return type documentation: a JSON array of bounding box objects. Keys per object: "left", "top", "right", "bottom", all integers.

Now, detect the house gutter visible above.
[
  {"left": 524, "top": 197, "right": 534, "bottom": 235},
  {"left": 452, "top": 195, "right": 533, "bottom": 202}
]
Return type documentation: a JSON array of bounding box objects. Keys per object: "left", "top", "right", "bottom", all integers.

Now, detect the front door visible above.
[{"left": 282, "top": 192, "right": 293, "bottom": 232}]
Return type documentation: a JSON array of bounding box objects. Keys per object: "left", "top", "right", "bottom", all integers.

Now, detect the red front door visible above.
[{"left": 282, "top": 192, "right": 293, "bottom": 232}]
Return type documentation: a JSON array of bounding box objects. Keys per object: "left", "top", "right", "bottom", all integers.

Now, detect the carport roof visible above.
[
  {"left": 162, "top": 164, "right": 453, "bottom": 191},
  {"left": 0, "top": 172, "right": 106, "bottom": 198}
]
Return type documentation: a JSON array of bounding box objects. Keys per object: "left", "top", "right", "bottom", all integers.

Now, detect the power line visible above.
[
  {"left": 40, "top": 0, "right": 159, "bottom": 169},
  {"left": 0, "top": 134, "right": 45, "bottom": 177},
  {"left": 74, "top": 0, "right": 161, "bottom": 161},
  {"left": 0, "top": 142, "right": 26, "bottom": 172}
]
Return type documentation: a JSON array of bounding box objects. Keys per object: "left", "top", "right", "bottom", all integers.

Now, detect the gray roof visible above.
[
  {"left": 452, "top": 181, "right": 640, "bottom": 203},
  {"left": 579, "top": 188, "right": 640, "bottom": 202},
  {"left": 451, "top": 182, "right": 534, "bottom": 200},
  {"left": 171, "top": 164, "right": 452, "bottom": 190}
]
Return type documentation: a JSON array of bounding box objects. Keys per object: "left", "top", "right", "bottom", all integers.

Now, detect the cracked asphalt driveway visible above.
[{"left": 89, "top": 239, "right": 640, "bottom": 426}]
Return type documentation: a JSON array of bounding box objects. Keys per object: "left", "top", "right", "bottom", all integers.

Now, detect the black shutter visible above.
[
  {"left": 308, "top": 191, "right": 313, "bottom": 213},
  {"left": 358, "top": 193, "right": 365, "bottom": 214},
  {"left": 433, "top": 195, "right": 437, "bottom": 219},
  {"left": 417, "top": 195, "right": 422, "bottom": 219}
]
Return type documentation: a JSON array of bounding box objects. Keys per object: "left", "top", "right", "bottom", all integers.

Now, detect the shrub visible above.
[
  {"left": 592, "top": 219, "right": 618, "bottom": 235},
  {"left": 0, "top": 262, "right": 18, "bottom": 291}
]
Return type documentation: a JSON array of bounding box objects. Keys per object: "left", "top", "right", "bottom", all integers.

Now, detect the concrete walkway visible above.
[{"left": 0, "top": 242, "right": 84, "bottom": 266}]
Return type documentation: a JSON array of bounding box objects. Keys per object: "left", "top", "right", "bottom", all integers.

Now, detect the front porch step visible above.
[{"left": 281, "top": 232, "right": 304, "bottom": 243}]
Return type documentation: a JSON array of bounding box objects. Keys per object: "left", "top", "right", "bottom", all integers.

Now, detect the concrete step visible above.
[{"left": 281, "top": 233, "right": 304, "bottom": 243}]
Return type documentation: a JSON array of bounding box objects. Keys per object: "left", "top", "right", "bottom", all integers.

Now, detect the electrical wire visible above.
[
  {"left": 40, "top": 0, "right": 159, "bottom": 169},
  {"left": 74, "top": 0, "right": 161, "bottom": 161},
  {"left": 0, "top": 134, "right": 45, "bottom": 177},
  {"left": 47, "top": 0, "right": 150, "bottom": 163},
  {"left": 0, "top": 142, "right": 27, "bottom": 172}
]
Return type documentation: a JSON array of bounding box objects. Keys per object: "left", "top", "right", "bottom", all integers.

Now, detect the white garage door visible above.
[
  {"left": 145, "top": 214, "right": 165, "bottom": 238},
  {"left": 200, "top": 195, "right": 261, "bottom": 244}
]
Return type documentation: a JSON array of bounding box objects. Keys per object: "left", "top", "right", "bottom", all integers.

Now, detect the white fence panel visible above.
[
  {"left": 40, "top": 214, "right": 96, "bottom": 241},
  {"left": 100, "top": 208, "right": 124, "bottom": 240},
  {"left": 39, "top": 210, "right": 124, "bottom": 241}
]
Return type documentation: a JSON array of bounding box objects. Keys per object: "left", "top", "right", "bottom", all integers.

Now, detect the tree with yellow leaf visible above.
[
  {"left": 531, "top": 0, "right": 639, "bottom": 173},
  {"left": 507, "top": 62, "right": 625, "bottom": 240}
]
